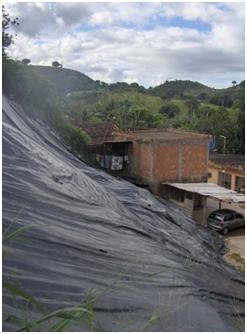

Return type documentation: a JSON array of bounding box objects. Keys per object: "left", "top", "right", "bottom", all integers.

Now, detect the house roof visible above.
[
  {"left": 209, "top": 153, "right": 245, "bottom": 174},
  {"left": 79, "top": 122, "right": 119, "bottom": 145},
  {"left": 163, "top": 182, "right": 245, "bottom": 203},
  {"left": 126, "top": 128, "right": 210, "bottom": 142},
  {"left": 79, "top": 123, "right": 210, "bottom": 145},
  {"left": 209, "top": 153, "right": 245, "bottom": 167}
]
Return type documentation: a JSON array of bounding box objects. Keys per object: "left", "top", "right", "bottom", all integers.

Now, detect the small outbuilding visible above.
[{"left": 162, "top": 182, "right": 245, "bottom": 224}]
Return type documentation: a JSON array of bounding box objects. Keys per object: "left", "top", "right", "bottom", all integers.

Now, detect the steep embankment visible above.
[{"left": 2, "top": 95, "right": 244, "bottom": 331}]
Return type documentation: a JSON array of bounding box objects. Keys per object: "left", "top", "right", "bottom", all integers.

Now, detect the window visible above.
[
  {"left": 225, "top": 214, "right": 234, "bottom": 221},
  {"left": 169, "top": 188, "right": 185, "bottom": 203},
  {"left": 235, "top": 176, "right": 245, "bottom": 193},
  {"left": 186, "top": 192, "right": 193, "bottom": 200},
  {"left": 209, "top": 213, "right": 223, "bottom": 222},
  {"left": 218, "top": 172, "right": 232, "bottom": 189},
  {"left": 208, "top": 172, "right": 212, "bottom": 178},
  {"left": 193, "top": 193, "right": 203, "bottom": 209},
  {"left": 235, "top": 213, "right": 243, "bottom": 219}
]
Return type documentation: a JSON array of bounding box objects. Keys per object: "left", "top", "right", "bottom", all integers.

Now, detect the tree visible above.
[
  {"left": 185, "top": 98, "right": 200, "bottom": 122},
  {"left": 22, "top": 58, "right": 31, "bottom": 65},
  {"left": 159, "top": 103, "right": 180, "bottom": 118},
  {"left": 232, "top": 80, "right": 237, "bottom": 86},
  {"left": 2, "top": 5, "right": 19, "bottom": 58},
  {"left": 52, "top": 61, "right": 62, "bottom": 68},
  {"left": 197, "top": 92, "right": 208, "bottom": 101},
  {"left": 210, "top": 94, "right": 233, "bottom": 108}
]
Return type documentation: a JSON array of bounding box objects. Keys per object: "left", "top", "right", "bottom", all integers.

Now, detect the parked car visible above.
[{"left": 207, "top": 209, "right": 245, "bottom": 235}]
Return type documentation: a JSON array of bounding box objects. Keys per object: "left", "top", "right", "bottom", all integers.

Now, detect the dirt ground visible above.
[{"left": 221, "top": 227, "right": 245, "bottom": 271}]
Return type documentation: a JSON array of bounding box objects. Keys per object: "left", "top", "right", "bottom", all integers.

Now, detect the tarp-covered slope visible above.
[{"left": 2, "top": 96, "right": 244, "bottom": 331}]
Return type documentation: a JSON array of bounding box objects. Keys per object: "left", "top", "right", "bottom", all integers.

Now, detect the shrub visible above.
[
  {"left": 56, "top": 119, "right": 92, "bottom": 158},
  {"left": 159, "top": 103, "right": 180, "bottom": 118}
]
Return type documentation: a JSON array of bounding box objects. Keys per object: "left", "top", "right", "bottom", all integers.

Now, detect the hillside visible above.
[
  {"left": 60, "top": 73, "right": 244, "bottom": 154},
  {"left": 32, "top": 65, "right": 100, "bottom": 95},
  {"left": 148, "top": 79, "right": 244, "bottom": 108},
  {"left": 2, "top": 60, "right": 245, "bottom": 154},
  {"left": 148, "top": 79, "right": 215, "bottom": 99}
]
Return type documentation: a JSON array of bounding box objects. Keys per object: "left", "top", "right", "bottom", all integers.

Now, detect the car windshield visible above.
[{"left": 209, "top": 213, "right": 223, "bottom": 222}]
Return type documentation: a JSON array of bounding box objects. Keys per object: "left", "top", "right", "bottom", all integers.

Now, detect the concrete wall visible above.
[
  {"left": 208, "top": 165, "right": 245, "bottom": 192},
  {"left": 208, "top": 166, "right": 218, "bottom": 184},
  {"left": 130, "top": 138, "right": 209, "bottom": 194}
]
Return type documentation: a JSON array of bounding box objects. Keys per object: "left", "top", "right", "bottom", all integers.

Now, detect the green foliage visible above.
[
  {"left": 71, "top": 90, "right": 166, "bottom": 129},
  {"left": 52, "top": 60, "right": 62, "bottom": 68},
  {"left": 210, "top": 93, "right": 233, "bottom": 107},
  {"left": 21, "top": 58, "right": 31, "bottom": 65},
  {"left": 3, "top": 59, "right": 93, "bottom": 161},
  {"left": 179, "top": 104, "right": 243, "bottom": 153},
  {"left": 2, "top": 5, "right": 19, "bottom": 58},
  {"left": 3, "top": 224, "right": 33, "bottom": 244},
  {"left": 3, "top": 282, "right": 43, "bottom": 311},
  {"left": 32, "top": 65, "right": 99, "bottom": 95},
  {"left": 149, "top": 79, "right": 213, "bottom": 100},
  {"left": 55, "top": 119, "right": 92, "bottom": 158},
  {"left": 3, "top": 58, "right": 244, "bottom": 154},
  {"left": 3, "top": 59, "right": 57, "bottom": 110},
  {"left": 159, "top": 103, "right": 180, "bottom": 118}
]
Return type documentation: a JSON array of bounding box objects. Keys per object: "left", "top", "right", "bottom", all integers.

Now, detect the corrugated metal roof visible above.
[{"left": 163, "top": 182, "right": 245, "bottom": 203}]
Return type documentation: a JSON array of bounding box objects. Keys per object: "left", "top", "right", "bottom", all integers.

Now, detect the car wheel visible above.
[{"left": 222, "top": 227, "right": 229, "bottom": 235}]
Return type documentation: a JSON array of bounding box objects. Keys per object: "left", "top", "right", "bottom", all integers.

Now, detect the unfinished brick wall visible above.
[
  {"left": 129, "top": 138, "right": 208, "bottom": 193},
  {"left": 182, "top": 142, "right": 208, "bottom": 181},
  {"left": 153, "top": 143, "right": 178, "bottom": 181},
  {"left": 131, "top": 141, "right": 152, "bottom": 180}
]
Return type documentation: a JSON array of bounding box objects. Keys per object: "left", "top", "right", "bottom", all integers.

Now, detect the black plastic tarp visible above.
[{"left": 2, "top": 96, "right": 244, "bottom": 331}]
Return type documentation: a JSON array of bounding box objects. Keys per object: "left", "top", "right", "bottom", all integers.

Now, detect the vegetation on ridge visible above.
[{"left": 2, "top": 6, "right": 245, "bottom": 154}]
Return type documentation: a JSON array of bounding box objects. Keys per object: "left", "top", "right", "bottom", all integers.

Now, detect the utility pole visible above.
[{"left": 220, "top": 135, "right": 226, "bottom": 154}]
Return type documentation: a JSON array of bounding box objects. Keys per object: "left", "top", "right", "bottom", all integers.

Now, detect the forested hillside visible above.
[
  {"left": 33, "top": 65, "right": 100, "bottom": 95},
  {"left": 59, "top": 75, "right": 245, "bottom": 154},
  {"left": 2, "top": 59, "right": 245, "bottom": 154}
]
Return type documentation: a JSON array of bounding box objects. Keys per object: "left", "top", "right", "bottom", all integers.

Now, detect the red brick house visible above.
[{"left": 81, "top": 123, "right": 210, "bottom": 195}]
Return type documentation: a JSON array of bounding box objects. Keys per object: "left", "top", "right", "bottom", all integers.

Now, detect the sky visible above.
[{"left": 4, "top": 2, "right": 245, "bottom": 88}]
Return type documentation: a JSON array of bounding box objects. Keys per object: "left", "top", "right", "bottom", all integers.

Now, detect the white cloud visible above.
[
  {"left": 5, "top": 2, "right": 245, "bottom": 88},
  {"left": 90, "top": 11, "right": 114, "bottom": 26}
]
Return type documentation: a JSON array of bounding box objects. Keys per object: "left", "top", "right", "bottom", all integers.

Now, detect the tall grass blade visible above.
[
  {"left": 49, "top": 318, "right": 70, "bottom": 332},
  {"left": 18, "top": 306, "right": 91, "bottom": 331},
  {"left": 3, "top": 282, "right": 43, "bottom": 311},
  {"left": 3, "top": 225, "right": 33, "bottom": 244}
]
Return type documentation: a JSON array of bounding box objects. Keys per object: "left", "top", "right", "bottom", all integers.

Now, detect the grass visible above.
[{"left": 229, "top": 253, "right": 245, "bottom": 272}]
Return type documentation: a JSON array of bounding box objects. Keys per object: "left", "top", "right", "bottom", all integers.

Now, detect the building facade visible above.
[
  {"left": 208, "top": 154, "right": 245, "bottom": 193},
  {"left": 82, "top": 124, "right": 210, "bottom": 195}
]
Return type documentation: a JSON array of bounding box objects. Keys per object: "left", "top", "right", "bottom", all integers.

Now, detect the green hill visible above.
[
  {"left": 148, "top": 79, "right": 244, "bottom": 106},
  {"left": 2, "top": 60, "right": 244, "bottom": 154},
  {"left": 31, "top": 65, "right": 100, "bottom": 95},
  {"left": 148, "top": 79, "right": 215, "bottom": 100}
]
